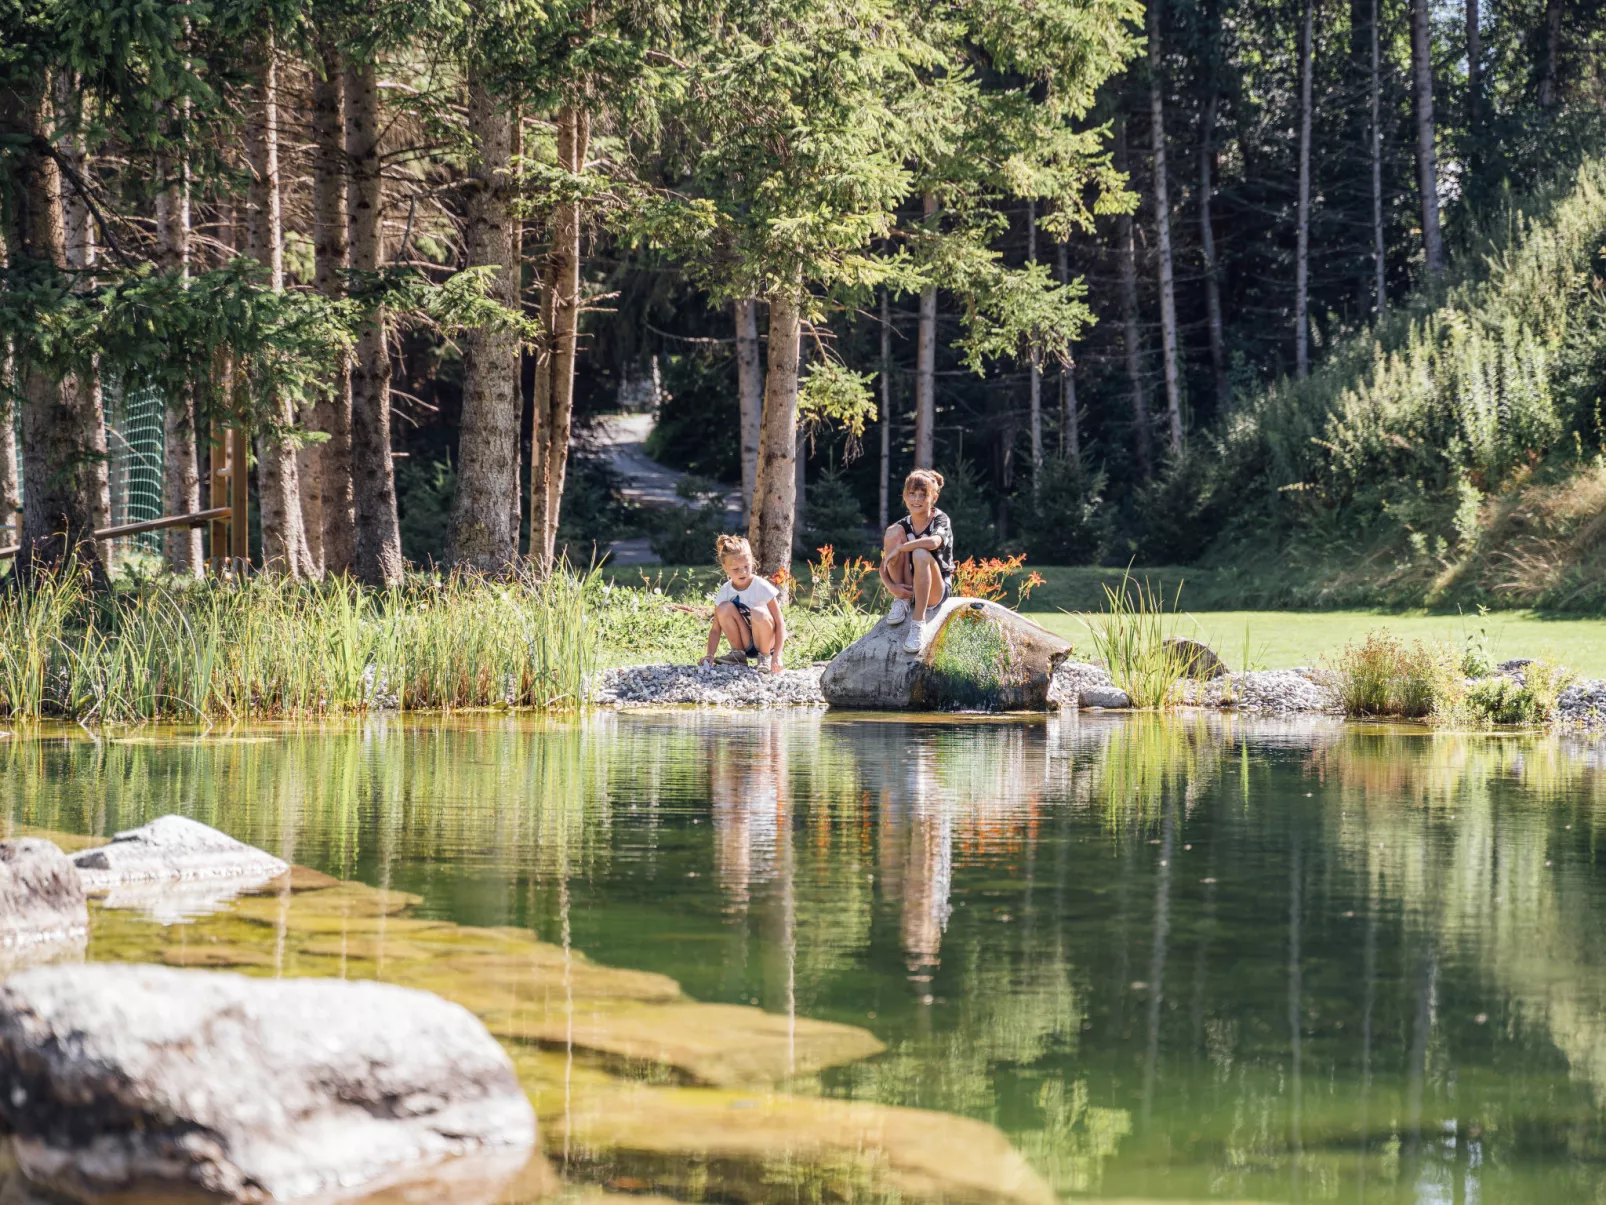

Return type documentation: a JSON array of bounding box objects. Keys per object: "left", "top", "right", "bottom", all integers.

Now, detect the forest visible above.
[{"left": 3, "top": 0, "right": 1605, "bottom": 605}]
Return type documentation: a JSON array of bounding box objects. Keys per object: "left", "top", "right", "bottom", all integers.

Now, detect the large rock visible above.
[
  {"left": 0, "top": 840, "right": 87, "bottom": 952},
  {"left": 71, "top": 815, "right": 288, "bottom": 896},
  {"left": 0, "top": 965, "right": 537, "bottom": 1203},
  {"left": 1162, "top": 637, "right": 1229, "bottom": 680},
  {"left": 822, "top": 598, "right": 1072, "bottom": 711}
]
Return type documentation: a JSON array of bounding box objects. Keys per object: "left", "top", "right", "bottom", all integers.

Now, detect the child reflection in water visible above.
[{"left": 710, "top": 723, "right": 784, "bottom": 913}]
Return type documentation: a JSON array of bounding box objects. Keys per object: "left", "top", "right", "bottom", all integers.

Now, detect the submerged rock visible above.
[
  {"left": 0, "top": 840, "right": 87, "bottom": 951},
  {"left": 544, "top": 1072, "right": 1055, "bottom": 1205},
  {"left": 1078, "top": 685, "right": 1132, "bottom": 709},
  {"left": 0, "top": 964, "right": 537, "bottom": 1204},
  {"left": 822, "top": 599, "right": 1072, "bottom": 711},
  {"left": 71, "top": 815, "right": 288, "bottom": 901}
]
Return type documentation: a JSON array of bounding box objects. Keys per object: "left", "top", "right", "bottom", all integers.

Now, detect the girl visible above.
[
  {"left": 702, "top": 534, "right": 786, "bottom": 673},
  {"left": 880, "top": 469, "right": 955, "bottom": 654}
]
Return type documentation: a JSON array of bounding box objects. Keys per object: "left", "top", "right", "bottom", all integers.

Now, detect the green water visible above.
[{"left": 7, "top": 711, "right": 1606, "bottom": 1202}]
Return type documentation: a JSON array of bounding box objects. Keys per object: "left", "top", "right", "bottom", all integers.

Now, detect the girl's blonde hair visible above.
[
  {"left": 714, "top": 533, "right": 753, "bottom": 566},
  {"left": 903, "top": 469, "right": 945, "bottom": 499}
]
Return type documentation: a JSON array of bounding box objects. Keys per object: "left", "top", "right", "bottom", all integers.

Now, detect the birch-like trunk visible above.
[
  {"left": 0, "top": 230, "right": 18, "bottom": 547},
  {"left": 530, "top": 102, "right": 589, "bottom": 571},
  {"left": 750, "top": 292, "right": 800, "bottom": 594},
  {"left": 1055, "top": 239, "right": 1080, "bottom": 460},
  {"left": 4, "top": 74, "right": 105, "bottom": 584},
  {"left": 734, "top": 297, "right": 763, "bottom": 523},
  {"left": 878, "top": 289, "right": 891, "bottom": 530},
  {"left": 346, "top": 57, "right": 405, "bottom": 586},
  {"left": 1371, "top": 0, "right": 1387, "bottom": 311},
  {"left": 314, "top": 46, "right": 355, "bottom": 574},
  {"left": 157, "top": 148, "right": 202, "bottom": 575},
  {"left": 446, "top": 78, "right": 520, "bottom": 572},
  {"left": 1115, "top": 119, "right": 1151, "bottom": 476},
  {"left": 913, "top": 192, "right": 937, "bottom": 470},
  {"left": 1539, "top": 0, "right": 1563, "bottom": 107},
  {"left": 54, "top": 73, "right": 110, "bottom": 565},
  {"left": 1410, "top": 0, "right": 1444, "bottom": 274},
  {"left": 1147, "top": 0, "right": 1183, "bottom": 451},
  {"left": 1295, "top": 0, "right": 1314, "bottom": 379},
  {"left": 1026, "top": 199, "right": 1042, "bottom": 476},
  {"left": 247, "top": 39, "right": 312, "bottom": 576},
  {"left": 1200, "top": 92, "right": 1228, "bottom": 405}
]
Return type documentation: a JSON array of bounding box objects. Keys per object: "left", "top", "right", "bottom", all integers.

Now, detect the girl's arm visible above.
[
  {"left": 881, "top": 527, "right": 913, "bottom": 597},
  {"left": 767, "top": 598, "right": 786, "bottom": 670},
  {"left": 702, "top": 616, "right": 721, "bottom": 665}
]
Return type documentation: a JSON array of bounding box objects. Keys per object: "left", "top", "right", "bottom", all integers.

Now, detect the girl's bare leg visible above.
[
  {"left": 882, "top": 527, "right": 912, "bottom": 597},
  {"left": 911, "top": 548, "right": 941, "bottom": 622},
  {"left": 715, "top": 601, "right": 753, "bottom": 652},
  {"left": 749, "top": 610, "right": 775, "bottom": 657}
]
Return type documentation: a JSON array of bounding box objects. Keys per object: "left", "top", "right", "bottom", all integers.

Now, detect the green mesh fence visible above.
[{"left": 104, "top": 379, "right": 167, "bottom": 555}]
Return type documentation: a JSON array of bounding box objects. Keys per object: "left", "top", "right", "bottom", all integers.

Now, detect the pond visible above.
[{"left": 5, "top": 711, "right": 1606, "bottom": 1203}]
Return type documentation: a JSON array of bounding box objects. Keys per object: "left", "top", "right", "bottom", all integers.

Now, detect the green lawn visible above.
[{"left": 1026, "top": 609, "right": 1606, "bottom": 678}]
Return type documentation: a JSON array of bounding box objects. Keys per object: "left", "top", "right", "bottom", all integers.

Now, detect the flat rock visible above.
[
  {"left": 0, "top": 840, "right": 87, "bottom": 950},
  {"left": 488, "top": 1001, "right": 886, "bottom": 1087},
  {"left": 1078, "top": 685, "right": 1131, "bottom": 709},
  {"left": 543, "top": 1074, "right": 1054, "bottom": 1205},
  {"left": 70, "top": 815, "right": 288, "bottom": 893},
  {"left": 0, "top": 964, "right": 537, "bottom": 1203},
  {"left": 822, "top": 599, "right": 1072, "bottom": 711}
]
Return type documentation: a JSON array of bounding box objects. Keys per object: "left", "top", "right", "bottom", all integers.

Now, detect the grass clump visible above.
[
  {"left": 1082, "top": 576, "right": 1193, "bottom": 710},
  {"left": 1446, "top": 660, "right": 1575, "bottom": 726},
  {"left": 1331, "top": 632, "right": 1461, "bottom": 719},
  {"left": 925, "top": 609, "right": 1015, "bottom": 708}
]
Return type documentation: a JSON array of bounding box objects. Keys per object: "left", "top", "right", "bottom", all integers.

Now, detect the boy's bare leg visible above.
[{"left": 715, "top": 601, "right": 753, "bottom": 653}]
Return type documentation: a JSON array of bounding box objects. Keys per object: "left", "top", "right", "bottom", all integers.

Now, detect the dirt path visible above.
[{"left": 593, "top": 414, "right": 741, "bottom": 566}]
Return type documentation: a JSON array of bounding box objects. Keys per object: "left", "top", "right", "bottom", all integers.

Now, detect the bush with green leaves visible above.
[{"left": 1023, "top": 457, "right": 1110, "bottom": 565}]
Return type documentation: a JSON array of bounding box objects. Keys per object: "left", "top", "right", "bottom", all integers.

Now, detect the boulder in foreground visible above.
[
  {"left": 0, "top": 840, "right": 87, "bottom": 950},
  {"left": 822, "top": 599, "right": 1072, "bottom": 711},
  {"left": 71, "top": 815, "right": 288, "bottom": 892},
  {"left": 0, "top": 965, "right": 536, "bottom": 1203}
]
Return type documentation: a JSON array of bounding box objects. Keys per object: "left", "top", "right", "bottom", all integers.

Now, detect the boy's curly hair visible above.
[
  {"left": 903, "top": 469, "right": 944, "bottom": 499},
  {"left": 714, "top": 534, "right": 753, "bottom": 565}
]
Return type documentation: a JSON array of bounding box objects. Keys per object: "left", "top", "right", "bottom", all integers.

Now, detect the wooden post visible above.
[
  {"left": 209, "top": 419, "right": 228, "bottom": 573},
  {"left": 208, "top": 422, "right": 251, "bottom": 573},
  {"left": 230, "top": 425, "right": 250, "bottom": 565}
]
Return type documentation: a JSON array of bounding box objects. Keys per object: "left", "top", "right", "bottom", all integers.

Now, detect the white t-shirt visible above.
[{"left": 715, "top": 576, "right": 780, "bottom": 611}]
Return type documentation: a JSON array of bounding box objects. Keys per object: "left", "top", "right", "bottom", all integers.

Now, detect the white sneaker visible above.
[
  {"left": 886, "top": 598, "right": 911, "bottom": 627},
  {"left": 902, "top": 620, "right": 926, "bottom": 654}
]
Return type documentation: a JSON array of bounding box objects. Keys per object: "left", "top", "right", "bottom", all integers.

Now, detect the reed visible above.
[
  {"left": 0, "top": 565, "right": 602, "bottom": 722},
  {"left": 1082, "top": 575, "right": 1192, "bottom": 709}
]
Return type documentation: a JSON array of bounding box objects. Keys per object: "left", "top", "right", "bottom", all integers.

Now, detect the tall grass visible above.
[
  {"left": 0, "top": 565, "right": 600, "bottom": 722},
  {"left": 1082, "top": 576, "right": 1192, "bottom": 709}
]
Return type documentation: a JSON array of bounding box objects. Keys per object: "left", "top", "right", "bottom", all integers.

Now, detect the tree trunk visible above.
[
  {"left": 531, "top": 102, "right": 589, "bottom": 571},
  {"left": 914, "top": 192, "right": 937, "bottom": 470},
  {"left": 750, "top": 292, "right": 801, "bottom": 593},
  {"left": 346, "top": 58, "right": 404, "bottom": 586},
  {"left": 1539, "top": 0, "right": 1563, "bottom": 107},
  {"left": 1465, "top": 0, "right": 1481, "bottom": 134},
  {"left": 1055, "top": 239, "right": 1079, "bottom": 460},
  {"left": 157, "top": 148, "right": 202, "bottom": 576},
  {"left": 53, "top": 73, "right": 110, "bottom": 566},
  {"left": 247, "top": 39, "right": 312, "bottom": 576},
  {"left": 446, "top": 77, "right": 520, "bottom": 573},
  {"left": 0, "top": 350, "right": 17, "bottom": 548},
  {"left": 1295, "top": 0, "right": 1314, "bottom": 379},
  {"left": 1410, "top": 0, "right": 1444, "bottom": 275},
  {"left": 1200, "top": 92, "right": 1228, "bottom": 406},
  {"left": 1115, "top": 119, "right": 1151, "bottom": 476},
  {"left": 1147, "top": 0, "right": 1183, "bottom": 451},
  {"left": 3, "top": 74, "right": 106, "bottom": 584},
  {"left": 734, "top": 297, "right": 763, "bottom": 523},
  {"left": 1372, "top": 0, "right": 1387, "bottom": 311},
  {"left": 313, "top": 45, "right": 355, "bottom": 574},
  {"left": 878, "top": 289, "right": 891, "bottom": 530},
  {"left": 1026, "top": 199, "right": 1042, "bottom": 477}
]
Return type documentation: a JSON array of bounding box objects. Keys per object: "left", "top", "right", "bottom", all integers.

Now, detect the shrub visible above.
[
  {"left": 1023, "top": 457, "right": 1110, "bottom": 565},
  {"left": 1331, "top": 632, "right": 1461, "bottom": 719},
  {"left": 1452, "top": 660, "right": 1575, "bottom": 726},
  {"left": 803, "top": 469, "right": 872, "bottom": 559}
]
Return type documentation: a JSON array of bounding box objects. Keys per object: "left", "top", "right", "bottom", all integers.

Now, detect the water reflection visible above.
[{"left": 5, "top": 713, "right": 1606, "bottom": 1201}]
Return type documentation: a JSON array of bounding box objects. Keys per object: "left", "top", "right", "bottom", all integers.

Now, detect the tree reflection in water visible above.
[{"left": 4, "top": 712, "right": 1606, "bottom": 1200}]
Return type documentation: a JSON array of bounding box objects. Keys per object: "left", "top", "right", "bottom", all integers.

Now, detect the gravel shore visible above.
[
  {"left": 1557, "top": 679, "right": 1606, "bottom": 728},
  {"left": 594, "top": 663, "right": 827, "bottom": 708}
]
